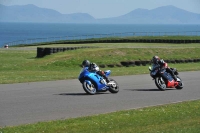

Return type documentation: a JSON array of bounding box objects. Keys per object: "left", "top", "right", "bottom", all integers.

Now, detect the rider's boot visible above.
[
  {"left": 100, "top": 73, "right": 110, "bottom": 83},
  {"left": 171, "top": 69, "right": 177, "bottom": 81},
  {"left": 172, "top": 74, "right": 177, "bottom": 81},
  {"left": 105, "top": 77, "right": 110, "bottom": 83}
]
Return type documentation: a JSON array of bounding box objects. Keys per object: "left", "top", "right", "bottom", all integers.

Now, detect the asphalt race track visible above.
[{"left": 0, "top": 71, "right": 200, "bottom": 127}]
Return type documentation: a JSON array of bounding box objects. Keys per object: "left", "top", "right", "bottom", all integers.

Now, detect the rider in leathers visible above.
[
  {"left": 82, "top": 60, "right": 110, "bottom": 83},
  {"left": 151, "top": 56, "right": 177, "bottom": 81}
]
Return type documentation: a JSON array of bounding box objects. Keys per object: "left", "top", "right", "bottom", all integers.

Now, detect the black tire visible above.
[
  {"left": 45, "top": 48, "right": 53, "bottom": 55},
  {"left": 175, "top": 76, "right": 184, "bottom": 90},
  {"left": 36, "top": 47, "right": 45, "bottom": 58},
  {"left": 155, "top": 77, "right": 166, "bottom": 91},
  {"left": 82, "top": 81, "right": 97, "bottom": 95},
  {"left": 108, "top": 78, "right": 119, "bottom": 93}
]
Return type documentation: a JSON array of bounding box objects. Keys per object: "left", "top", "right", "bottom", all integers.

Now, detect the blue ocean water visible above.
[{"left": 0, "top": 22, "right": 200, "bottom": 47}]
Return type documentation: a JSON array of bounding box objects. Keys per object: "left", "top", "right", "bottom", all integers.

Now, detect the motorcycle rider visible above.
[
  {"left": 82, "top": 59, "right": 91, "bottom": 68},
  {"left": 81, "top": 60, "right": 110, "bottom": 83},
  {"left": 151, "top": 56, "right": 177, "bottom": 81}
]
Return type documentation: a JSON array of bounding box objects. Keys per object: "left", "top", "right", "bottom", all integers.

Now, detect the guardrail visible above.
[{"left": 3, "top": 31, "right": 200, "bottom": 47}]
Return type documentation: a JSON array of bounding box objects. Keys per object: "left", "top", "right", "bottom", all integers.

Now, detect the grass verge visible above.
[
  {"left": 1, "top": 43, "right": 200, "bottom": 84},
  {"left": 1, "top": 99, "right": 200, "bottom": 133}
]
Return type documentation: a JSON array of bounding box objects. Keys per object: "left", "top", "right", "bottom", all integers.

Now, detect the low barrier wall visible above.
[
  {"left": 36, "top": 39, "right": 200, "bottom": 58},
  {"left": 98, "top": 59, "right": 200, "bottom": 68},
  {"left": 36, "top": 46, "right": 200, "bottom": 68},
  {"left": 54, "top": 39, "right": 200, "bottom": 44},
  {"left": 36, "top": 46, "right": 94, "bottom": 58}
]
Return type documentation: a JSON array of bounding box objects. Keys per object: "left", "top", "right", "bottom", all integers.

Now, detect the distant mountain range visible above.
[{"left": 0, "top": 4, "right": 200, "bottom": 24}]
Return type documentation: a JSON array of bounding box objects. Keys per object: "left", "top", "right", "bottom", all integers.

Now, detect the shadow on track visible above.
[
  {"left": 55, "top": 92, "right": 110, "bottom": 96},
  {"left": 56, "top": 93, "right": 88, "bottom": 96},
  {"left": 124, "top": 88, "right": 176, "bottom": 91}
]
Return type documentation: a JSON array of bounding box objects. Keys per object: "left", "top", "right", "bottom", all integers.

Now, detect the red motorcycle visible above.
[{"left": 148, "top": 66, "right": 183, "bottom": 91}]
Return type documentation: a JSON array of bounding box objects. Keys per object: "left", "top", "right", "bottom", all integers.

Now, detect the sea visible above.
[{"left": 0, "top": 22, "right": 200, "bottom": 47}]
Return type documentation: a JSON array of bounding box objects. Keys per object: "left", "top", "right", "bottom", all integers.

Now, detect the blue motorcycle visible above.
[{"left": 78, "top": 67, "right": 119, "bottom": 95}]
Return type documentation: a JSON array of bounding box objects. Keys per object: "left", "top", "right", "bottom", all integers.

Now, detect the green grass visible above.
[
  {"left": 15, "top": 42, "right": 200, "bottom": 48},
  {"left": 13, "top": 36, "right": 200, "bottom": 47},
  {"left": 1, "top": 43, "right": 200, "bottom": 132},
  {"left": 1, "top": 100, "right": 200, "bottom": 133},
  {"left": 1, "top": 43, "right": 200, "bottom": 84}
]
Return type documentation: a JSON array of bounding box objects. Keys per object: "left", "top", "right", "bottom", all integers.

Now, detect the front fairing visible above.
[
  {"left": 152, "top": 64, "right": 159, "bottom": 70},
  {"left": 78, "top": 67, "right": 109, "bottom": 91},
  {"left": 79, "top": 67, "right": 89, "bottom": 80},
  {"left": 79, "top": 67, "right": 88, "bottom": 74},
  {"left": 151, "top": 69, "right": 158, "bottom": 76},
  {"left": 150, "top": 64, "right": 159, "bottom": 77}
]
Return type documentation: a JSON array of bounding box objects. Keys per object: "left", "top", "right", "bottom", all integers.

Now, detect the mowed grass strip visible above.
[
  {"left": 1, "top": 100, "right": 200, "bottom": 133},
  {"left": 15, "top": 35, "right": 200, "bottom": 46},
  {"left": 15, "top": 42, "right": 200, "bottom": 49},
  {"left": 1, "top": 44, "right": 200, "bottom": 84}
]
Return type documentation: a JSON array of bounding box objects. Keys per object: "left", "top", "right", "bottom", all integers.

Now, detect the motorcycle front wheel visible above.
[
  {"left": 82, "top": 81, "right": 97, "bottom": 95},
  {"left": 155, "top": 77, "right": 166, "bottom": 91}
]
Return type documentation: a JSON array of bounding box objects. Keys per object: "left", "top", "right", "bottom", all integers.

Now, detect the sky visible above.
[{"left": 0, "top": 0, "right": 200, "bottom": 18}]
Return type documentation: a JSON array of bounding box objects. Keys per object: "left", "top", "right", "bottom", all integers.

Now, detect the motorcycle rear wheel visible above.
[
  {"left": 155, "top": 77, "right": 166, "bottom": 91},
  {"left": 175, "top": 76, "right": 184, "bottom": 90},
  {"left": 108, "top": 78, "right": 119, "bottom": 93},
  {"left": 82, "top": 81, "right": 97, "bottom": 95}
]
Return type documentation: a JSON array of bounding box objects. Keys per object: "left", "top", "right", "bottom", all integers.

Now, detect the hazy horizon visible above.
[{"left": 0, "top": 0, "right": 200, "bottom": 19}]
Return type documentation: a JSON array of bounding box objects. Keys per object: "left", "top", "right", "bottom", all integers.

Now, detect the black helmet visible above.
[
  {"left": 152, "top": 56, "right": 160, "bottom": 64},
  {"left": 82, "top": 60, "right": 90, "bottom": 67}
]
